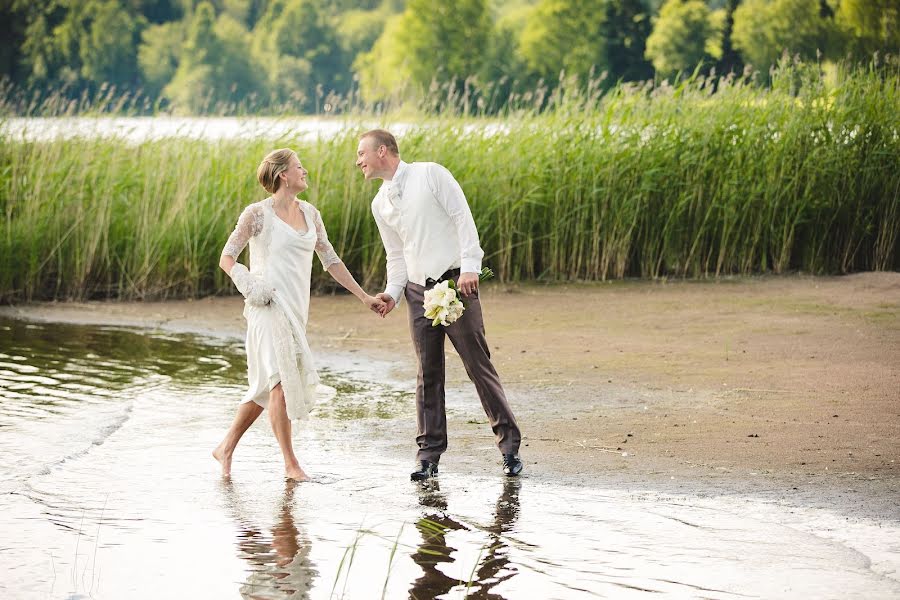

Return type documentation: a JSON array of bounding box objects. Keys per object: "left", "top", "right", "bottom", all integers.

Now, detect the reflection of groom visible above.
[
  {"left": 410, "top": 479, "right": 521, "bottom": 597},
  {"left": 356, "top": 129, "right": 523, "bottom": 480}
]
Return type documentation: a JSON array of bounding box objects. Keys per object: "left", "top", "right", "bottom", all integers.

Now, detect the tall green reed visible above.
[{"left": 1, "top": 60, "right": 897, "bottom": 302}]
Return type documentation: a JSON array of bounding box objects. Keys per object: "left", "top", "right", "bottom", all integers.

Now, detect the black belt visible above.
[{"left": 425, "top": 268, "right": 461, "bottom": 286}]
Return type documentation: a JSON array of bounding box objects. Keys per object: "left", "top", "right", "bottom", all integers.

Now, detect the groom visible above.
[{"left": 356, "top": 129, "right": 523, "bottom": 480}]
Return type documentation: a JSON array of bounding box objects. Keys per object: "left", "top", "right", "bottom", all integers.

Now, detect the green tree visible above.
[
  {"left": 355, "top": 0, "right": 491, "bottom": 102},
  {"left": 163, "top": 2, "right": 264, "bottom": 112},
  {"left": 474, "top": 18, "right": 531, "bottom": 111},
  {"left": 77, "top": 1, "right": 146, "bottom": 85},
  {"left": 645, "top": 0, "right": 717, "bottom": 78},
  {"left": 519, "top": 0, "right": 610, "bottom": 81},
  {"left": 335, "top": 7, "right": 390, "bottom": 59},
  {"left": 733, "top": 0, "right": 839, "bottom": 70},
  {"left": 1, "top": 0, "right": 46, "bottom": 83},
  {"left": 138, "top": 20, "right": 184, "bottom": 96},
  {"left": 601, "top": 0, "right": 654, "bottom": 82},
  {"left": 19, "top": 0, "right": 145, "bottom": 88},
  {"left": 254, "top": 0, "right": 348, "bottom": 110},
  {"left": 402, "top": 0, "right": 491, "bottom": 85},
  {"left": 717, "top": 0, "right": 744, "bottom": 74},
  {"left": 836, "top": 0, "right": 900, "bottom": 58},
  {"left": 479, "top": 0, "right": 531, "bottom": 86},
  {"left": 133, "top": 0, "right": 185, "bottom": 23},
  {"left": 221, "top": 0, "right": 267, "bottom": 28},
  {"left": 353, "top": 14, "right": 411, "bottom": 103},
  {"left": 19, "top": 3, "right": 68, "bottom": 84}
]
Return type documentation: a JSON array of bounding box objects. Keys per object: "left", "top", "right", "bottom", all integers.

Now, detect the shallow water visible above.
[{"left": 1, "top": 316, "right": 898, "bottom": 599}]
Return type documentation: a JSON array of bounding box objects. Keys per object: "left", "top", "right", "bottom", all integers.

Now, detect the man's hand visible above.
[
  {"left": 375, "top": 293, "right": 396, "bottom": 317},
  {"left": 457, "top": 272, "right": 479, "bottom": 296},
  {"left": 364, "top": 294, "right": 386, "bottom": 316}
]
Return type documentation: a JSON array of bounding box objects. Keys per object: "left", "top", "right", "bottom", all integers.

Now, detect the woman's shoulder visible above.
[
  {"left": 240, "top": 198, "right": 271, "bottom": 215},
  {"left": 298, "top": 199, "right": 321, "bottom": 217}
]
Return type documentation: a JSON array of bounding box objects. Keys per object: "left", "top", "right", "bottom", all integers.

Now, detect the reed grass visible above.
[{"left": 1, "top": 60, "right": 897, "bottom": 302}]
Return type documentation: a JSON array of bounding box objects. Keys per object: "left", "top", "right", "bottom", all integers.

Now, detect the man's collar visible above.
[
  {"left": 391, "top": 160, "right": 408, "bottom": 183},
  {"left": 380, "top": 160, "right": 408, "bottom": 191}
]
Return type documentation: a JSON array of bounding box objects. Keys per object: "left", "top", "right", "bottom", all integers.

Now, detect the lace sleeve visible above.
[
  {"left": 311, "top": 205, "right": 342, "bottom": 270},
  {"left": 222, "top": 203, "right": 264, "bottom": 258}
]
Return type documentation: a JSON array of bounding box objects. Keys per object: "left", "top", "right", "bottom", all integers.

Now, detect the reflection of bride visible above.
[
  {"left": 409, "top": 479, "right": 521, "bottom": 598},
  {"left": 221, "top": 479, "right": 317, "bottom": 599}
]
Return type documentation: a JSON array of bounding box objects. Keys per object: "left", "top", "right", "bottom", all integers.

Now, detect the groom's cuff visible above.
[
  {"left": 460, "top": 258, "right": 481, "bottom": 274},
  {"left": 386, "top": 283, "right": 406, "bottom": 305}
]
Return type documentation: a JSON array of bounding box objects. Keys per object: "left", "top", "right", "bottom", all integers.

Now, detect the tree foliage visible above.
[
  {"left": 138, "top": 21, "right": 184, "bottom": 97},
  {"left": 836, "top": 0, "right": 900, "bottom": 58},
  {"left": 162, "top": 2, "right": 264, "bottom": 112},
  {"left": 602, "top": 0, "right": 654, "bottom": 82},
  {"left": 253, "top": 0, "right": 348, "bottom": 109},
  {"left": 733, "top": 0, "right": 840, "bottom": 70},
  {"left": 645, "top": 0, "right": 717, "bottom": 78},
  {"left": 18, "top": 0, "right": 146, "bottom": 88},
  {"left": 399, "top": 0, "right": 491, "bottom": 86},
  {"left": 353, "top": 15, "right": 412, "bottom": 104},
  {"left": 1, "top": 0, "right": 893, "bottom": 114},
  {"left": 356, "top": 0, "right": 491, "bottom": 102},
  {"left": 520, "top": 0, "right": 610, "bottom": 81}
]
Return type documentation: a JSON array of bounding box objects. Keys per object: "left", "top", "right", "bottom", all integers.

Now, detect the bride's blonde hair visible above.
[{"left": 257, "top": 148, "right": 296, "bottom": 193}]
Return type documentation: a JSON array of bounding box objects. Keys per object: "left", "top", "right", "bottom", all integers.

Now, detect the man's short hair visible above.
[{"left": 360, "top": 129, "right": 400, "bottom": 156}]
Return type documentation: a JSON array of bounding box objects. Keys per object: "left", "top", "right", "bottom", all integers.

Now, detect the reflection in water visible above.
[
  {"left": 0, "top": 317, "right": 244, "bottom": 422},
  {"left": 410, "top": 479, "right": 521, "bottom": 599},
  {"left": 472, "top": 479, "right": 521, "bottom": 597},
  {"left": 221, "top": 479, "right": 317, "bottom": 599},
  {"left": 0, "top": 316, "right": 248, "bottom": 490}
]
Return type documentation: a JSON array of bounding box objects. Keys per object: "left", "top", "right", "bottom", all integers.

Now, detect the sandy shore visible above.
[{"left": 3, "top": 272, "right": 898, "bottom": 520}]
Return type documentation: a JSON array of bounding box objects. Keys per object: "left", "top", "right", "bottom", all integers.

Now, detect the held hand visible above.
[
  {"left": 375, "top": 293, "right": 396, "bottom": 317},
  {"left": 363, "top": 294, "right": 386, "bottom": 316},
  {"left": 457, "top": 272, "right": 479, "bottom": 296}
]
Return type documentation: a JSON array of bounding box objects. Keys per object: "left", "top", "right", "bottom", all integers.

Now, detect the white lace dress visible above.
[{"left": 222, "top": 198, "right": 342, "bottom": 420}]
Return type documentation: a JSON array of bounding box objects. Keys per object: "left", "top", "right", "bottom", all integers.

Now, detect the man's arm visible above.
[
  {"left": 429, "top": 164, "right": 484, "bottom": 296},
  {"left": 372, "top": 201, "right": 408, "bottom": 307}
]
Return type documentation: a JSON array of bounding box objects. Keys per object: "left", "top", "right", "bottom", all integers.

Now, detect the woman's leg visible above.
[
  {"left": 269, "top": 384, "right": 309, "bottom": 481},
  {"left": 213, "top": 400, "right": 264, "bottom": 477}
]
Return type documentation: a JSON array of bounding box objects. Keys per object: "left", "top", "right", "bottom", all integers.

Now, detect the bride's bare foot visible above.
[
  {"left": 213, "top": 445, "right": 232, "bottom": 477},
  {"left": 285, "top": 464, "right": 310, "bottom": 482}
]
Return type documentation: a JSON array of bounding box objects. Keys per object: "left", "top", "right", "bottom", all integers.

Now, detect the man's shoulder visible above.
[
  {"left": 408, "top": 161, "right": 446, "bottom": 172},
  {"left": 407, "top": 161, "right": 455, "bottom": 184}
]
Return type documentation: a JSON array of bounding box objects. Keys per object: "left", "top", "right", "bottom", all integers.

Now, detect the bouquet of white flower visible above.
[
  {"left": 422, "top": 267, "right": 494, "bottom": 327},
  {"left": 423, "top": 280, "right": 465, "bottom": 326}
]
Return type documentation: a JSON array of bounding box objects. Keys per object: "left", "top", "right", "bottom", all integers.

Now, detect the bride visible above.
[{"left": 213, "top": 148, "right": 385, "bottom": 481}]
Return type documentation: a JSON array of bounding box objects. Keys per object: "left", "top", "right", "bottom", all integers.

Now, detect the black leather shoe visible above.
[
  {"left": 502, "top": 454, "right": 523, "bottom": 477},
  {"left": 410, "top": 460, "right": 439, "bottom": 481}
]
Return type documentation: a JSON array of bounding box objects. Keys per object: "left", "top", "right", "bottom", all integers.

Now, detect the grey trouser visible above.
[{"left": 404, "top": 272, "right": 521, "bottom": 463}]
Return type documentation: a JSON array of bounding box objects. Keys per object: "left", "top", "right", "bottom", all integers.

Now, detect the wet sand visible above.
[{"left": 3, "top": 272, "right": 898, "bottom": 521}]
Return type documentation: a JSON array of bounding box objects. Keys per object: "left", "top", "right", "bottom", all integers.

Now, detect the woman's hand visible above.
[
  {"left": 363, "top": 294, "right": 387, "bottom": 317},
  {"left": 228, "top": 263, "right": 275, "bottom": 306}
]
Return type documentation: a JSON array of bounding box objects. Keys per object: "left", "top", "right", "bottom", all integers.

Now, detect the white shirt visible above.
[{"left": 372, "top": 160, "right": 484, "bottom": 303}]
